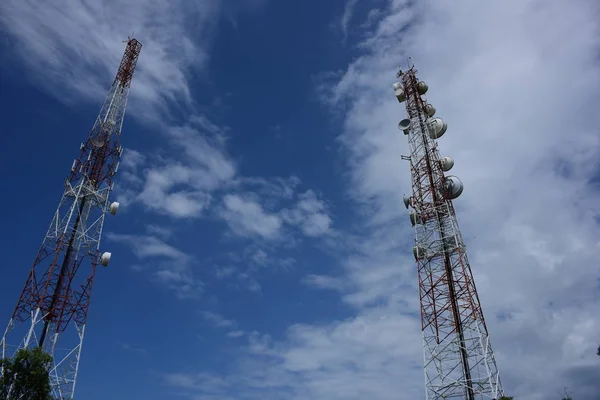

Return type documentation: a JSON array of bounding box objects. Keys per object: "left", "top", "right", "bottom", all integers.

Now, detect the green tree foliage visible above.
[
  {"left": 499, "top": 397, "right": 514, "bottom": 400},
  {"left": 0, "top": 347, "right": 53, "bottom": 400}
]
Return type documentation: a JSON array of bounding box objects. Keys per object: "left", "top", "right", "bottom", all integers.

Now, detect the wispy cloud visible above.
[
  {"left": 0, "top": 0, "right": 245, "bottom": 226},
  {"left": 117, "top": 119, "right": 237, "bottom": 218},
  {"left": 244, "top": 246, "right": 296, "bottom": 271},
  {"left": 232, "top": 176, "right": 301, "bottom": 202},
  {"left": 120, "top": 149, "right": 146, "bottom": 171},
  {"left": 201, "top": 311, "right": 236, "bottom": 329},
  {"left": 0, "top": 0, "right": 220, "bottom": 124},
  {"left": 199, "top": 312, "right": 250, "bottom": 340},
  {"left": 302, "top": 274, "right": 346, "bottom": 292},
  {"left": 119, "top": 342, "right": 149, "bottom": 357},
  {"left": 105, "top": 233, "right": 204, "bottom": 299},
  {"left": 3, "top": 2, "right": 334, "bottom": 263},
  {"left": 166, "top": 311, "right": 424, "bottom": 399},
  {"left": 212, "top": 245, "right": 296, "bottom": 294},
  {"left": 281, "top": 190, "right": 332, "bottom": 237},
  {"left": 145, "top": 224, "right": 173, "bottom": 240},
  {"left": 219, "top": 188, "right": 334, "bottom": 242},
  {"left": 340, "top": 0, "right": 360, "bottom": 43},
  {"left": 116, "top": 120, "right": 334, "bottom": 247},
  {"left": 320, "top": 0, "right": 600, "bottom": 397},
  {"left": 139, "top": 165, "right": 213, "bottom": 218},
  {"left": 164, "top": 372, "right": 234, "bottom": 395},
  {"left": 164, "top": 0, "right": 600, "bottom": 399},
  {"left": 220, "top": 194, "right": 284, "bottom": 240},
  {"left": 208, "top": 244, "right": 296, "bottom": 295}
]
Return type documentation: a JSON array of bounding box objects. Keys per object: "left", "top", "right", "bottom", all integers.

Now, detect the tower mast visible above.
[
  {"left": 1, "top": 38, "right": 142, "bottom": 399},
  {"left": 393, "top": 64, "right": 504, "bottom": 399}
]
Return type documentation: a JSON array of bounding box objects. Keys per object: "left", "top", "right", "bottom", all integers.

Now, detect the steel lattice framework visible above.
[
  {"left": 394, "top": 64, "right": 504, "bottom": 400},
  {"left": 1, "top": 38, "right": 142, "bottom": 399}
]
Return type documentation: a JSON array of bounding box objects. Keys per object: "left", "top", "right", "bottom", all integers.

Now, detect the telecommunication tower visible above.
[
  {"left": 393, "top": 63, "right": 504, "bottom": 399},
  {"left": 1, "top": 38, "right": 142, "bottom": 399}
]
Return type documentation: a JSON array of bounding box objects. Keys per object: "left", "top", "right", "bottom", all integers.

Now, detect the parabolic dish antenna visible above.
[
  {"left": 91, "top": 135, "right": 106, "bottom": 148},
  {"left": 428, "top": 117, "right": 447, "bottom": 139},
  {"left": 443, "top": 175, "right": 464, "bottom": 199},
  {"left": 439, "top": 156, "right": 454, "bottom": 171},
  {"left": 398, "top": 119, "right": 412, "bottom": 135}
]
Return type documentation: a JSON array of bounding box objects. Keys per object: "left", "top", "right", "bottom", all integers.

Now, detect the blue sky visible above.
[{"left": 1, "top": 1, "right": 600, "bottom": 399}]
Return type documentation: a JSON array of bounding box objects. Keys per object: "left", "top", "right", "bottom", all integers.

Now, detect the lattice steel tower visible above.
[
  {"left": 1, "top": 38, "right": 142, "bottom": 399},
  {"left": 393, "top": 63, "right": 504, "bottom": 400}
]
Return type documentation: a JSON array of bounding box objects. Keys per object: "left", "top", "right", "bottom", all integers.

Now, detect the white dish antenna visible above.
[
  {"left": 91, "top": 137, "right": 105, "bottom": 148},
  {"left": 443, "top": 175, "right": 464, "bottom": 199},
  {"left": 403, "top": 195, "right": 411, "bottom": 209},
  {"left": 439, "top": 157, "right": 454, "bottom": 171},
  {"left": 100, "top": 252, "right": 112, "bottom": 267},
  {"left": 109, "top": 201, "right": 120, "bottom": 215},
  {"left": 424, "top": 103, "right": 436, "bottom": 117},
  {"left": 398, "top": 119, "right": 412, "bottom": 135},
  {"left": 409, "top": 211, "right": 422, "bottom": 226},
  {"left": 393, "top": 82, "right": 406, "bottom": 102},
  {"left": 428, "top": 117, "right": 447, "bottom": 139}
]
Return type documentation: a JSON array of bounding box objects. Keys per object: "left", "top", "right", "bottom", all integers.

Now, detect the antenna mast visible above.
[
  {"left": 1, "top": 38, "right": 142, "bottom": 399},
  {"left": 393, "top": 66, "right": 504, "bottom": 399}
]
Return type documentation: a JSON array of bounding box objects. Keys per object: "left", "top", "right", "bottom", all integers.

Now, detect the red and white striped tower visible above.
[
  {"left": 393, "top": 62, "right": 504, "bottom": 400},
  {"left": 1, "top": 38, "right": 142, "bottom": 399}
]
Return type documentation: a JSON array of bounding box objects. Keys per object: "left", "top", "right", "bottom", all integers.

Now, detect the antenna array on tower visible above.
[{"left": 393, "top": 66, "right": 504, "bottom": 400}]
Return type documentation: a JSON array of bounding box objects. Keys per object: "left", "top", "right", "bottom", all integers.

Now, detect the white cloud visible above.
[
  {"left": 323, "top": 0, "right": 600, "bottom": 397},
  {"left": 250, "top": 248, "right": 269, "bottom": 266},
  {"left": 8, "top": 0, "right": 599, "bottom": 398},
  {"left": 220, "top": 194, "right": 283, "bottom": 239},
  {"left": 242, "top": 276, "right": 262, "bottom": 293},
  {"left": 0, "top": 1, "right": 243, "bottom": 223},
  {"left": 340, "top": 0, "right": 360, "bottom": 43},
  {"left": 117, "top": 120, "right": 237, "bottom": 218},
  {"left": 119, "top": 342, "right": 149, "bottom": 357},
  {"left": 106, "top": 233, "right": 189, "bottom": 260},
  {"left": 215, "top": 266, "right": 237, "bottom": 279},
  {"left": 281, "top": 190, "right": 333, "bottom": 237},
  {"left": 120, "top": 149, "right": 146, "bottom": 172},
  {"left": 105, "top": 233, "right": 203, "bottom": 298},
  {"left": 302, "top": 274, "right": 346, "bottom": 292},
  {"left": 0, "top": 0, "right": 220, "bottom": 124},
  {"left": 168, "top": 125, "right": 237, "bottom": 187},
  {"left": 166, "top": 311, "right": 425, "bottom": 399},
  {"left": 145, "top": 224, "right": 173, "bottom": 240},
  {"left": 244, "top": 245, "right": 296, "bottom": 270},
  {"left": 219, "top": 188, "right": 333, "bottom": 241},
  {"left": 2, "top": 0, "right": 329, "bottom": 240},
  {"left": 210, "top": 246, "right": 294, "bottom": 295},
  {"left": 232, "top": 176, "right": 301, "bottom": 202},
  {"left": 165, "top": 0, "right": 600, "bottom": 399},
  {"left": 138, "top": 164, "right": 213, "bottom": 218},
  {"left": 201, "top": 311, "right": 236, "bottom": 329},
  {"left": 114, "top": 149, "right": 147, "bottom": 207}
]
